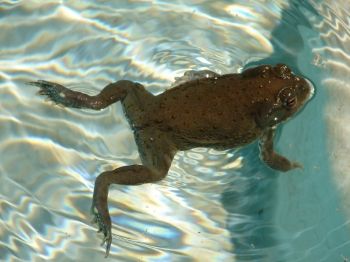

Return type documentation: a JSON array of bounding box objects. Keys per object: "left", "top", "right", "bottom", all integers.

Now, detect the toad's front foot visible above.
[
  {"left": 91, "top": 201, "right": 112, "bottom": 257},
  {"left": 259, "top": 128, "right": 303, "bottom": 172}
]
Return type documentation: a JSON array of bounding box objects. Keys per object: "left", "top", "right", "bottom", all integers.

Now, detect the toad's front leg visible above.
[{"left": 259, "top": 127, "right": 302, "bottom": 172}]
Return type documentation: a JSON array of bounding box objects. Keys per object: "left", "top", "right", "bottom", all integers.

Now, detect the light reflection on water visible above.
[{"left": 1, "top": 0, "right": 350, "bottom": 261}]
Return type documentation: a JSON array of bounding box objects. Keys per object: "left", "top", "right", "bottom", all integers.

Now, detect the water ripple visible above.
[
  {"left": 1, "top": 0, "right": 349, "bottom": 261},
  {"left": 308, "top": 2, "right": 350, "bottom": 261}
]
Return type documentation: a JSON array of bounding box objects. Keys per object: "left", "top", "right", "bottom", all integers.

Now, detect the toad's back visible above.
[{"left": 140, "top": 73, "right": 271, "bottom": 148}]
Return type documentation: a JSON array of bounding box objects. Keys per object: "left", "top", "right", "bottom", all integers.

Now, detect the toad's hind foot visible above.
[
  {"left": 28, "top": 80, "right": 77, "bottom": 107},
  {"left": 28, "top": 80, "right": 98, "bottom": 108},
  {"left": 29, "top": 79, "right": 146, "bottom": 110},
  {"left": 91, "top": 201, "right": 112, "bottom": 257}
]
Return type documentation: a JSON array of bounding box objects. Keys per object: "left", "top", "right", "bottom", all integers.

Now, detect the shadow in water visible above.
[{"left": 221, "top": 1, "right": 328, "bottom": 261}]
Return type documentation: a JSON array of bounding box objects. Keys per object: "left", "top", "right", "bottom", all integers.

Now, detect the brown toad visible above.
[{"left": 30, "top": 64, "right": 314, "bottom": 256}]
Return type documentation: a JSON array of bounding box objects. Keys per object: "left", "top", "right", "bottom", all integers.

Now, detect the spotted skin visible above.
[{"left": 29, "top": 64, "right": 314, "bottom": 257}]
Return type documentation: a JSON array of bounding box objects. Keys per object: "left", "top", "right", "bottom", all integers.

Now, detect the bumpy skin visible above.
[{"left": 29, "top": 64, "right": 314, "bottom": 257}]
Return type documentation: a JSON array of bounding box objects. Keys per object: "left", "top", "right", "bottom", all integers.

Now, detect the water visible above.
[{"left": 0, "top": 1, "right": 349, "bottom": 261}]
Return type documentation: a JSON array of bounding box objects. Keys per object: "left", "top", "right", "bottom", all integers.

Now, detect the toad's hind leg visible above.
[
  {"left": 29, "top": 80, "right": 152, "bottom": 110},
  {"left": 91, "top": 128, "right": 176, "bottom": 257}
]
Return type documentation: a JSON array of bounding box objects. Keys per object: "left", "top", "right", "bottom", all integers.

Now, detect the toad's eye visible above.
[
  {"left": 285, "top": 97, "right": 297, "bottom": 108},
  {"left": 278, "top": 87, "right": 297, "bottom": 109}
]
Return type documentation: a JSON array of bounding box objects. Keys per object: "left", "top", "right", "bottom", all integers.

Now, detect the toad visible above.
[{"left": 29, "top": 64, "right": 314, "bottom": 257}]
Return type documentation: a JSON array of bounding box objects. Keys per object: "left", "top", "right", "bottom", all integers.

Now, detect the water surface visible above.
[{"left": 0, "top": 1, "right": 350, "bottom": 261}]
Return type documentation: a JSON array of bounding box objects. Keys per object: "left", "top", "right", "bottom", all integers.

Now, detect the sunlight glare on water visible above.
[{"left": 1, "top": 0, "right": 350, "bottom": 261}]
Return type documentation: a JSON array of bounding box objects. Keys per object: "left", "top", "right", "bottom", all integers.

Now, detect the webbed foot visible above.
[
  {"left": 91, "top": 201, "right": 112, "bottom": 257},
  {"left": 28, "top": 80, "right": 77, "bottom": 106}
]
